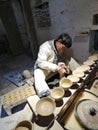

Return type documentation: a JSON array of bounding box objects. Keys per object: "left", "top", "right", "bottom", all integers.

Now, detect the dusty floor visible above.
[{"left": 0, "top": 53, "right": 34, "bottom": 96}]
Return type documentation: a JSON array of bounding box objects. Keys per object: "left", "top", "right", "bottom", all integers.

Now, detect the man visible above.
[{"left": 34, "top": 33, "right": 79, "bottom": 97}]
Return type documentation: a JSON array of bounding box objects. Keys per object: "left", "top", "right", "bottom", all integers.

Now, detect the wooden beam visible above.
[{"left": 20, "top": 0, "right": 39, "bottom": 60}]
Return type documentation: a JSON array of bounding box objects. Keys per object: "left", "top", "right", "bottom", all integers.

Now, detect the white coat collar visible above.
[{"left": 49, "top": 40, "right": 58, "bottom": 54}]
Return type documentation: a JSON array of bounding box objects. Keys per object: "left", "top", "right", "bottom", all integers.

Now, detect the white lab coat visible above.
[
  {"left": 34, "top": 40, "right": 80, "bottom": 97},
  {"left": 34, "top": 40, "right": 58, "bottom": 72}
]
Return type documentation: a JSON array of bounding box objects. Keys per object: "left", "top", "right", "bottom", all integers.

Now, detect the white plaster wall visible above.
[
  {"left": 31, "top": 0, "right": 98, "bottom": 62},
  {"left": 32, "top": 0, "right": 98, "bottom": 39},
  {"left": 49, "top": 0, "right": 75, "bottom": 37},
  {"left": 51, "top": 0, "right": 98, "bottom": 36},
  {"left": 70, "top": 0, "right": 98, "bottom": 62},
  {"left": 31, "top": 0, "right": 75, "bottom": 44},
  {"left": 72, "top": 0, "right": 98, "bottom": 34},
  {"left": 30, "top": 0, "right": 52, "bottom": 45}
]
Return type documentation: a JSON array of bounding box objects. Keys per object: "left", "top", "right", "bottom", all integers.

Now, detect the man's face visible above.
[{"left": 56, "top": 41, "right": 67, "bottom": 54}]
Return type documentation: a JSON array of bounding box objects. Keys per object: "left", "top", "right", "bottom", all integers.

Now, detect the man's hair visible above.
[{"left": 56, "top": 33, "right": 72, "bottom": 48}]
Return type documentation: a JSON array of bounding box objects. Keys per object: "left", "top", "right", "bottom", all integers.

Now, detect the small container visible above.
[
  {"left": 59, "top": 77, "right": 72, "bottom": 90},
  {"left": 36, "top": 97, "right": 56, "bottom": 116},
  {"left": 22, "top": 70, "right": 32, "bottom": 79},
  {"left": 72, "top": 70, "right": 84, "bottom": 78},
  {"left": 14, "top": 120, "right": 33, "bottom": 130},
  {"left": 50, "top": 87, "right": 65, "bottom": 101},
  {"left": 67, "top": 75, "right": 80, "bottom": 84}
]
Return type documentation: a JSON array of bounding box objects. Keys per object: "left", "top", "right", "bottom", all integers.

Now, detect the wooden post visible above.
[{"left": 20, "top": 0, "right": 39, "bottom": 60}]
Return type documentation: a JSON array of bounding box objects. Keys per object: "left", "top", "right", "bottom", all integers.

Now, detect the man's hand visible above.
[
  {"left": 63, "top": 65, "right": 70, "bottom": 74},
  {"left": 56, "top": 65, "right": 70, "bottom": 74}
]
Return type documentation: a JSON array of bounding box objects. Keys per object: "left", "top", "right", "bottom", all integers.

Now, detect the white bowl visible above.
[
  {"left": 75, "top": 65, "right": 90, "bottom": 72},
  {"left": 72, "top": 70, "right": 84, "bottom": 78},
  {"left": 83, "top": 60, "right": 95, "bottom": 66},
  {"left": 50, "top": 87, "right": 65, "bottom": 101},
  {"left": 88, "top": 55, "right": 98, "bottom": 61},
  {"left": 59, "top": 77, "right": 72, "bottom": 90},
  {"left": 67, "top": 75, "right": 80, "bottom": 83},
  {"left": 14, "top": 120, "right": 33, "bottom": 130},
  {"left": 36, "top": 97, "right": 56, "bottom": 116}
]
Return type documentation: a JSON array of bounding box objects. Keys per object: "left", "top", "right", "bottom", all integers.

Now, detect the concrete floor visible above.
[{"left": 0, "top": 54, "right": 34, "bottom": 96}]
